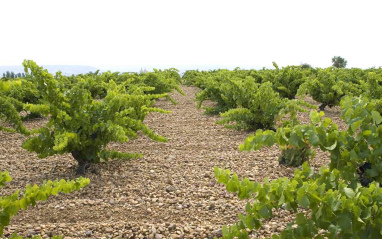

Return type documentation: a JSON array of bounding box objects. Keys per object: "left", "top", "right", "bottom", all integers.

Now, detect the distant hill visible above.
[{"left": 0, "top": 65, "right": 100, "bottom": 76}]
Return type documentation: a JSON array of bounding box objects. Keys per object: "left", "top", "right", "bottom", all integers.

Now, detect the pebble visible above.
[
  {"left": 214, "top": 229, "right": 223, "bottom": 237},
  {"left": 155, "top": 234, "right": 163, "bottom": 239},
  {"left": 168, "top": 224, "right": 176, "bottom": 231},
  {"left": 26, "top": 229, "right": 36, "bottom": 237},
  {"left": 165, "top": 185, "right": 176, "bottom": 193},
  {"left": 170, "top": 234, "right": 179, "bottom": 239}
]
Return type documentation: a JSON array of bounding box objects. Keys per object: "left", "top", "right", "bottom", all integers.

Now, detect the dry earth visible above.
[{"left": 0, "top": 86, "right": 346, "bottom": 239}]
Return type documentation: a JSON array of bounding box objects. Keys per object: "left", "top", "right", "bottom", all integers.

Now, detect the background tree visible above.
[
  {"left": 332, "top": 56, "right": 347, "bottom": 68},
  {"left": 300, "top": 63, "right": 312, "bottom": 69}
]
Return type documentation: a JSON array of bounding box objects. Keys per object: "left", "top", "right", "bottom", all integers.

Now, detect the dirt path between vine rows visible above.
[{"left": 0, "top": 86, "right": 345, "bottom": 239}]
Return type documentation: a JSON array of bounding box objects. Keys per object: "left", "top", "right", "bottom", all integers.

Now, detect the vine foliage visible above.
[{"left": 0, "top": 171, "right": 89, "bottom": 237}]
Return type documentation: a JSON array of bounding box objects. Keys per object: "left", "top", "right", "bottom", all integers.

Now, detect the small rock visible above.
[
  {"left": 170, "top": 234, "right": 179, "bottom": 239},
  {"left": 155, "top": 234, "right": 163, "bottom": 239},
  {"left": 105, "top": 227, "right": 113, "bottom": 233},
  {"left": 214, "top": 229, "right": 223, "bottom": 237},
  {"left": 168, "top": 224, "right": 176, "bottom": 231},
  {"left": 85, "top": 230, "right": 92, "bottom": 237},
  {"left": 208, "top": 203, "right": 215, "bottom": 210},
  {"left": 25, "top": 229, "right": 35, "bottom": 237},
  {"left": 165, "top": 186, "right": 176, "bottom": 193},
  {"left": 166, "top": 179, "right": 174, "bottom": 185}
]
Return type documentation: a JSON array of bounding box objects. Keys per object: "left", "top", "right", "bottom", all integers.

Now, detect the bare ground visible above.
[{"left": 0, "top": 86, "right": 345, "bottom": 239}]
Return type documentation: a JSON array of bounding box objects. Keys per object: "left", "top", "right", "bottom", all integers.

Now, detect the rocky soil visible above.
[{"left": 0, "top": 85, "right": 345, "bottom": 239}]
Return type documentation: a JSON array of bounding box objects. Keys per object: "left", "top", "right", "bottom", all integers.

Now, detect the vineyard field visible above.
[{"left": 0, "top": 85, "right": 348, "bottom": 239}]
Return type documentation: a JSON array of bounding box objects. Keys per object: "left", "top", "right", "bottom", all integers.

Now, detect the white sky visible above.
[{"left": 1, "top": 0, "right": 381, "bottom": 70}]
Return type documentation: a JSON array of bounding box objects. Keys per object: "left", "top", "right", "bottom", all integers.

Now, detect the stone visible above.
[
  {"left": 25, "top": 229, "right": 36, "bottom": 237},
  {"left": 214, "top": 229, "right": 223, "bottom": 237},
  {"left": 85, "top": 230, "right": 92, "bottom": 237},
  {"left": 155, "top": 234, "right": 163, "bottom": 239},
  {"left": 168, "top": 224, "right": 176, "bottom": 231},
  {"left": 170, "top": 234, "right": 179, "bottom": 239},
  {"left": 165, "top": 185, "right": 176, "bottom": 193}
]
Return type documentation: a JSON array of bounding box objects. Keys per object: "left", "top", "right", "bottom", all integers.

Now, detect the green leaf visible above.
[
  {"left": 289, "top": 133, "right": 302, "bottom": 147},
  {"left": 337, "top": 213, "right": 352, "bottom": 231},
  {"left": 299, "top": 195, "right": 310, "bottom": 207},
  {"left": 363, "top": 130, "right": 372, "bottom": 136},
  {"left": 343, "top": 188, "right": 355, "bottom": 199},
  {"left": 226, "top": 174, "right": 239, "bottom": 192},
  {"left": 324, "top": 141, "right": 337, "bottom": 151},
  {"left": 351, "top": 120, "right": 362, "bottom": 133},
  {"left": 308, "top": 131, "right": 319, "bottom": 146},
  {"left": 258, "top": 205, "right": 271, "bottom": 219},
  {"left": 296, "top": 213, "right": 307, "bottom": 224},
  {"left": 371, "top": 111, "right": 382, "bottom": 125},
  {"left": 373, "top": 145, "right": 382, "bottom": 157},
  {"left": 20, "top": 198, "right": 28, "bottom": 210},
  {"left": 0, "top": 214, "right": 11, "bottom": 227}
]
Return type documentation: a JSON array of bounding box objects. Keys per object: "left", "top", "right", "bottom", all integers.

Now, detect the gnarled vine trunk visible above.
[{"left": 71, "top": 150, "right": 90, "bottom": 175}]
